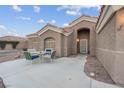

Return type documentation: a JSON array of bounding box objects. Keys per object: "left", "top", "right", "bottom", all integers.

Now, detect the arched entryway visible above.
[
  {"left": 44, "top": 37, "right": 56, "bottom": 50},
  {"left": 77, "top": 28, "right": 90, "bottom": 54}
]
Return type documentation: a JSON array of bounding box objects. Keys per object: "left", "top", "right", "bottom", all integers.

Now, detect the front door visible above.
[{"left": 80, "top": 39, "right": 88, "bottom": 53}]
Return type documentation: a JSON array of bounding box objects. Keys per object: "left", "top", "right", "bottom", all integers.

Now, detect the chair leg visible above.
[
  {"left": 26, "top": 60, "right": 30, "bottom": 63},
  {"left": 41, "top": 57, "right": 43, "bottom": 63},
  {"left": 38, "top": 57, "right": 41, "bottom": 63},
  {"left": 42, "top": 57, "right": 45, "bottom": 63},
  {"left": 51, "top": 59, "right": 53, "bottom": 62},
  {"left": 31, "top": 60, "right": 33, "bottom": 64}
]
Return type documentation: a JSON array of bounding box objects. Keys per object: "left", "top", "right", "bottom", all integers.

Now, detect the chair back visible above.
[
  {"left": 24, "top": 52, "right": 32, "bottom": 60},
  {"left": 51, "top": 51, "right": 56, "bottom": 59},
  {"left": 45, "top": 48, "right": 53, "bottom": 55}
]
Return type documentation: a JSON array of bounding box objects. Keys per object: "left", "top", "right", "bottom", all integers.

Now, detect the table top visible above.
[{"left": 30, "top": 51, "right": 46, "bottom": 55}]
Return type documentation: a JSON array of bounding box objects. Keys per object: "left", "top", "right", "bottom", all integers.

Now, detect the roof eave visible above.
[{"left": 96, "top": 5, "right": 124, "bottom": 33}]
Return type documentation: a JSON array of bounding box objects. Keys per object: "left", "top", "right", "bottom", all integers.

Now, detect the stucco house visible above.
[
  {"left": 27, "top": 5, "right": 124, "bottom": 85},
  {"left": 27, "top": 16, "right": 97, "bottom": 57}
]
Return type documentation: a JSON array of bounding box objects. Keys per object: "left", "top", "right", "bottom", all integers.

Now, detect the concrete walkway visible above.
[{"left": 0, "top": 55, "right": 119, "bottom": 88}]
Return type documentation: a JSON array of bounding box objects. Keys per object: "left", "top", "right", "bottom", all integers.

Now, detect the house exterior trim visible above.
[
  {"left": 68, "top": 16, "right": 98, "bottom": 27},
  {"left": 37, "top": 25, "right": 63, "bottom": 36},
  {"left": 96, "top": 5, "right": 123, "bottom": 33}
]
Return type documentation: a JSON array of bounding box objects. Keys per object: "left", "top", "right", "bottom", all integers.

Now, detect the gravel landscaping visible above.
[{"left": 84, "top": 55, "right": 115, "bottom": 85}]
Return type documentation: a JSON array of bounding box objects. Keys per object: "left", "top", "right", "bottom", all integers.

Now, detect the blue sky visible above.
[{"left": 0, "top": 5, "right": 100, "bottom": 37}]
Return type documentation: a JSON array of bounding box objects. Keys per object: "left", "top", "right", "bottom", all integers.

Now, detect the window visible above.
[{"left": 44, "top": 38, "right": 55, "bottom": 50}]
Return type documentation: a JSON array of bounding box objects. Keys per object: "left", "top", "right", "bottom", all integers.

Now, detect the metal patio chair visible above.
[
  {"left": 24, "top": 51, "right": 40, "bottom": 63},
  {"left": 42, "top": 50, "right": 56, "bottom": 62}
]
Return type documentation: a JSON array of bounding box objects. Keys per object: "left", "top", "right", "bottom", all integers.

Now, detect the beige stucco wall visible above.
[
  {"left": 96, "top": 8, "right": 124, "bottom": 84},
  {"left": 96, "top": 14, "right": 116, "bottom": 81},
  {"left": 28, "top": 37, "right": 41, "bottom": 50},
  {"left": 63, "top": 27, "right": 75, "bottom": 56},
  {"left": 16, "top": 41, "right": 28, "bottom": 50},
  {"left": 61, "top": 34, "right": 70, "bottom": 57},
  {"left": 69, "top": 20, "right": 96, "bottom": 56},
  {"left": 113, "top": 8, "right": 124, "bottom": 84},
  {"left": 66, "top": 33, "right": 74, "bottom": 56},
  {"left": 39, "top": 30, "right": 63, "bottom": 57}
]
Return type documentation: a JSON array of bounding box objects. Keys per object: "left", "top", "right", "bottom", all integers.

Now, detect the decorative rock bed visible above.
[
  {"left": 84, "top": 55, "right": 115, "bottom": 85},
  {"left": 0, "top": 77, "right": 5, "bottom": 88}
]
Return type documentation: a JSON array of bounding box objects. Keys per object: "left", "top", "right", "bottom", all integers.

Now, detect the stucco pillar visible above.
[
  {"left": 73, "top": 29, "right": 78, "bottom": 54},
  {"left": 89, "top": 27, "right": 96, "bottom": 56},
  {"left": 39, "top": 37, "right": 44, "bottom": 51}
]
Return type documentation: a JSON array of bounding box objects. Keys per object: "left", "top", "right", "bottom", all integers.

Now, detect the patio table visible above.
[{"left": 30, "top": 51, "right": 40, "bottom": 54}]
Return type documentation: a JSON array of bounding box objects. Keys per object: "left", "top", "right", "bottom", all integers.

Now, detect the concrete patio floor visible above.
[{"left": 0, "top": 55, "right": 119, "bottom": 88}]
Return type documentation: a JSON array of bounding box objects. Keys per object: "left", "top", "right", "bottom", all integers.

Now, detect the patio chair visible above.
[
  {"left": 23, "top": 51, "right": 40, "bottom": 63},
  {"left": 42, "top": 51, "right": 56, "bottom": 62}
]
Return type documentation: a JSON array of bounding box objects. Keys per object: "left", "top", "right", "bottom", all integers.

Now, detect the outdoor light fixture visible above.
[
  {"left": 118, "top": 24, "right": 124, "bottom": 31},
  {"left": 76, "top": 38, "right": 79, "bottom": 42},
  {"left": 117, "top": 13, "right": 124, "bottom": 31}
]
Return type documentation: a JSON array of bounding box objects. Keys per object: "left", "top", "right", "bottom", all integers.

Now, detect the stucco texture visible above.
[{"left": 96, "top": 8, "right": 124, "bottom": 85}]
